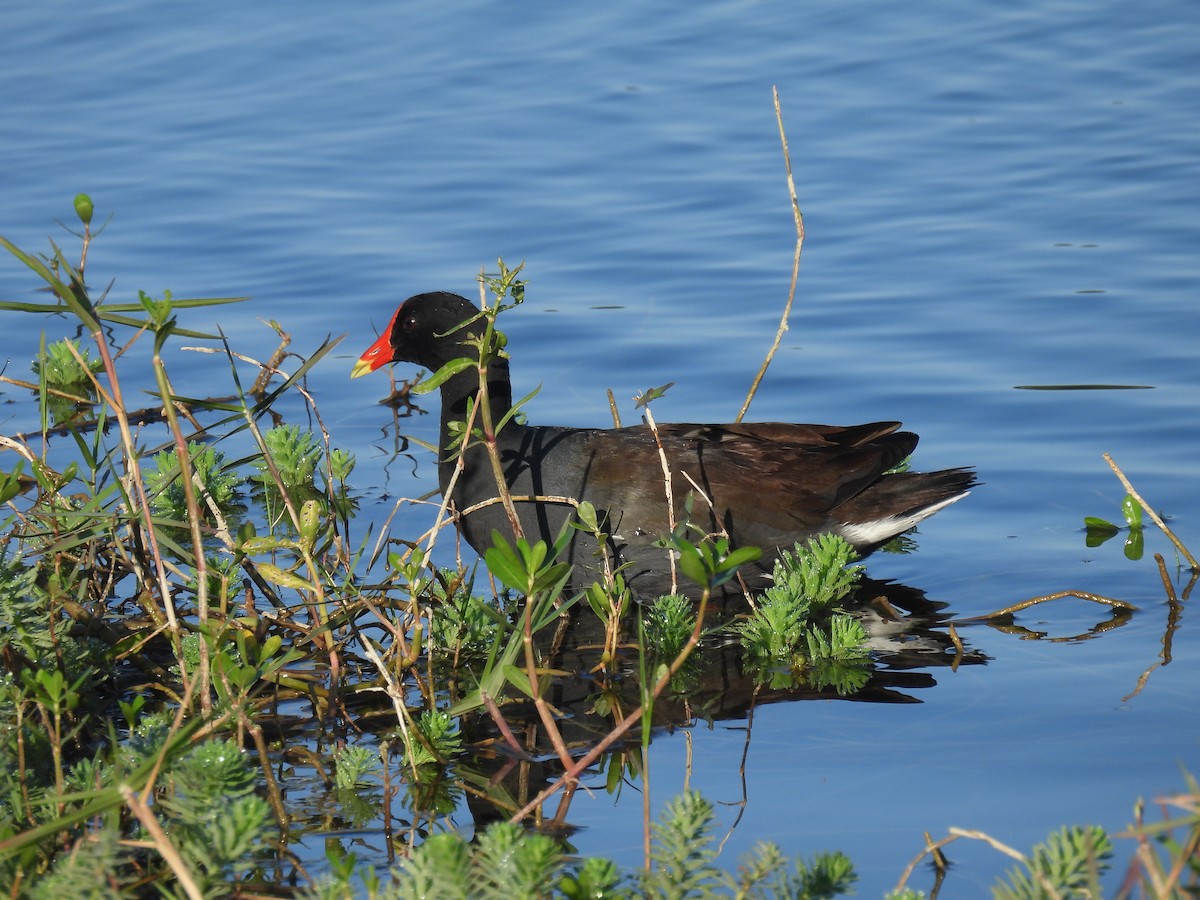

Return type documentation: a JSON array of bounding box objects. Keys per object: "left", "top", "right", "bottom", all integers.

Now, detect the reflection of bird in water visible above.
[{"left": 450, "top": 575, "right": 986, "bottom": 836}]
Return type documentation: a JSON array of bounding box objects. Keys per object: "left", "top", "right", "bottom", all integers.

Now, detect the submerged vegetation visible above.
[{"left": 0, "top": 199, "right": 1195, "bottom": 897}]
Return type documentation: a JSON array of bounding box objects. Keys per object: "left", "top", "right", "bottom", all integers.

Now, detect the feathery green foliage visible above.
[
  {"left": 642, "top": 593, "right": 696, "bottom": 661},
  {"left": 734, "top": 535, "right": 869, "bottom": 694},
  {"left": 148, "top": 440, "right": 242, "bottom": 524},
  {"left": 994, "top": 825, "right": 1112, "bottom": 899}
]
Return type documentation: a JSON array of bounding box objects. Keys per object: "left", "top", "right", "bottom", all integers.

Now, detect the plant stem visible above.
[{"left": 737, "top": 86, "right": 804, "bottom": 423}]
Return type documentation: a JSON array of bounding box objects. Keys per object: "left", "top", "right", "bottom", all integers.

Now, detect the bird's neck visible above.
[{"left": 438, "top": 356, "right": 518, "bottom": 462}]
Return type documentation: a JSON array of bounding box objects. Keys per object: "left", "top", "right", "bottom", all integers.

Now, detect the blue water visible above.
[{"left": 3, "top": 1, "right": 1198, "bottom": 894}]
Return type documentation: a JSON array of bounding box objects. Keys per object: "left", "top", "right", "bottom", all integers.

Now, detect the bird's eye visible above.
[{"left": 401, "top": 315, "right": 418, "bottom": 331}]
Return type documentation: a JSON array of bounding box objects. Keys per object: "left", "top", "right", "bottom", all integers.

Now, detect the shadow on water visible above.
[
  {"left": 282, "top": 574, "right": 999, "bottom": 846},
  {"left": 260, "top": 546, "right": 1154, "bottom": 869}
]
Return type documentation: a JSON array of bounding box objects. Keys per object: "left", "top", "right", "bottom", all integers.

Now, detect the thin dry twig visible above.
[
  {"left": 606, "top": 387, "right": 622, "bottom": 428},
  {"left": 120, "top": 786, "right": 205, "bottom": 900},
  {"left": 642, "top": 404, "right": 679, "bottom": 595},
  {"left": 894, "top": 827, "right": 1065, "bottom": 899},
  {"left": 961, "top": 589, "right": 1137, "bottom": 622},
  {"left": 737, "top": 86, "right": 805, "bottom": 423}
]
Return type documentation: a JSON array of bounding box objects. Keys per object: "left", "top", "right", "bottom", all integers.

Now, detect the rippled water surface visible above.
[{"left": 4, "top": 1, "right": 1198, "bottom": 894}]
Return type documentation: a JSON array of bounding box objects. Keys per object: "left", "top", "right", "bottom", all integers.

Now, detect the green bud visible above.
[
  {"left": 299, "top": 499, "right": 321, "bottom": 548},
  {"left": 73, "top": 193, "right": 94, "bottom": 225}
]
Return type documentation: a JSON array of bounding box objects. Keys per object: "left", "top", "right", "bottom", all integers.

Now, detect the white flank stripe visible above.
[{"left": 837, "top": 491, "right": 970, "bottom": 546}]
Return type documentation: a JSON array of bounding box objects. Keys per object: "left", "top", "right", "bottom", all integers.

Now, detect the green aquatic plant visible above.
[
  {"left": 734, "top": 535, "right": 871, "bottom": 695},
  {"left": 1084, "top": 492, "right": 1146, "bottom": 559},
  {"left": 400, "top": 708, "right": 462, "bottom": 768},
  {"left": 30, "top": 337, "right": 104, "bottom": 424},
  {"left": 30, "top": 337, "right": 102, "bottom": 392},
  {"left": 735, "top": 534, "right": 864, "bottom": 661},
  {"left": 641, "top": 593, "right": 696, "bottom": 662},
  {"left": 993, "top": 825, "right": 1112, "bottom": 899},
  {"left": 333, "top": 744, "right": 380, "bottom": 790},
  {"left": 339, "top": 789, "right": 857, "bottom": 900},
  {"left": 148, "top": 440, "right": 243, "bottom": 524}
]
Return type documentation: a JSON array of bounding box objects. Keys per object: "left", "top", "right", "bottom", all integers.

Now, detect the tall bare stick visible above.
[{"left": 737, "top": 86, "right": 805, "bottom": 422}]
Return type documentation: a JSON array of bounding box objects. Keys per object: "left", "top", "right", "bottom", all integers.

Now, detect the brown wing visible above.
[{"left": 580, "top": 420, "right": 917, "bottom": 547}]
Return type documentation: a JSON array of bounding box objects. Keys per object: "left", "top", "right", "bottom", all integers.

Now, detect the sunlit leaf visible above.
[
  {"left": 1121, "top": 494, "right": 1143, "bottom": 528},
  {"left": 411, "top": 357, "right": 475, "bottom": 395},
  {"left": 256, "top": 563, "right": 316, "bottom": 592}
]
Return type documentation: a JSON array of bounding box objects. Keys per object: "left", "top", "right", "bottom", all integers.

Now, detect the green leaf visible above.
[
  {"left": 1084, "top": 516, "right": 1120, "bottom": 548},
  {"left": 411, "top": 356, "right": 475, "bottom": 395},
  {"left": 494, "top": 383, "right": 541, "bottom": 433},
  {"left": 502, "top": 664, "right": 534, "bottom": 698},
  {"left": 634, "top": 382, "right": 675, "bottom": 408},
  {"left": 1121, "top": 494, "right": 1143, "bottom": 527},
  {"left": 575, "top": 500, "right": 600, "bottom": 533},
  {"left": 675, "top": 541, "right": 708, "bottom": 587},
  {"left": 0, "top": 464, "right": 26, "bottom": 504},
  {"left": 532, "top": 562, "right": 573, "bottom": 598},
  {"left": 256, "top": 563, "right": 316, "bottom": 592},
  {"left": 240, "top": 535, "right": 293, "bottom": 554},
  {"left": 720, "top": 545, "right": 763, "bottom": 572},
  {"left": 484, "top": 531, "right": 529, "bottom": 592}
]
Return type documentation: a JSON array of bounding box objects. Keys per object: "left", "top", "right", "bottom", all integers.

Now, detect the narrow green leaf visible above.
[
  {"left": 720, "top": 545, "right": 763, "bottom": 572},
  {"left": 240, "top": 536, "right": 293, "bottom": 554},
  {"left": 532, "top": 562, "right": 573, "bottom": 597},
  {"left": 503, "top": 664, "right": 534, "bottom": 698},
  {"left": 411, "top": 357, "right": 475, "bottom": 395},
  {"left": 634, "top": 382, "right": 675, "bottom": 408},
  {"left": 494, "top": 383, "right": 541, "bottom": 433},
  {"left": 256, "top": 562, "right": 316, "bottom": 592},
  {"left": 520, "top": 538, "right": 548, "bottom": 575},
  {"left": 0, "top": 236, "right": 97, "bottom": 329}
]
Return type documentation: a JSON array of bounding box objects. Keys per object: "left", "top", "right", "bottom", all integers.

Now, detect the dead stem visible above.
[
  {"left": 152, "top": 358, "right": 212, "bottom": 714},
  {"left": 893, "top": 828, "right": 1065, "bottom": 899},
  {"left": 121, "top": 786, "right": 204, "bottom": 900},
  {"left": 961, "top": 590, "right": 1137, "bottom": 621},
  {"left": 737, "top": 85, "right": 805, "bottom": 423},
  {"left": 642, "top": 405, "right": 678, "bottom": 595},
  {"left": 607, "top": 387, "right": 622, "bottom": 428}
]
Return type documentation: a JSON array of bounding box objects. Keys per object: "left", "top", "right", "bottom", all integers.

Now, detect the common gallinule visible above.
[{"left": 352, "top": 292, "right": 975, "bottom": 598}]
